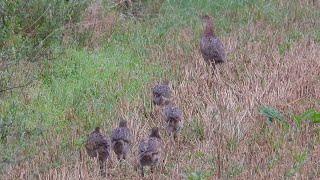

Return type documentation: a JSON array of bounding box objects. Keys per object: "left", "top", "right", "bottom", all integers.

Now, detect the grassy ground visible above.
[{"left": 1, "top": 0, "right": 320, "bottom": 179}]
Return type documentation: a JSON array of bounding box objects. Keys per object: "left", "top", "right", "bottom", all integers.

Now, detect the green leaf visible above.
[{"left": 293, "top": 109, "right": 320, "bottom": 128}]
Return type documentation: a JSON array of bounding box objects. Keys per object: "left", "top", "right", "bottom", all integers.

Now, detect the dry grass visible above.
[
  {"left": 3, "top": 17, "right": 319, "bottom": 179},
  {"left": 2, "top": 0, "right": 320, "bottom": 179},
  {"left": 62, "top": 1, "right": 118, "bottom": 49}
]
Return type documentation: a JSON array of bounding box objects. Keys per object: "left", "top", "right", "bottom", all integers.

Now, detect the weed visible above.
[
  {"left": 1, "top": 0, "right": 320, "bottom": 179},
  {"left": 259, "top": 106, "right": 285, "bottom": 123},
  {"left": 188, "top": 171, "right": 212, "bottom": 180},
  {"left": 294, "top": 109, "right": 320, "bottom": 128}
]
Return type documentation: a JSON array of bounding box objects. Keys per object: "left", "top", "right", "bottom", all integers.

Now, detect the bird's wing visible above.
[
  {"left": 147, "top": 138, "right": 162, "bottom": 153},
  {"left": 139, "top": 139, "right": 149, "bottom": 153},
  {"left": 112, "top": 128, "right": 132, "bottom": 143},
  {"left": 209, "top": 37, "right": 226, "bottom": 62},
  {"left": 86, "top": 132, "right": 106, "bottom": 157}
]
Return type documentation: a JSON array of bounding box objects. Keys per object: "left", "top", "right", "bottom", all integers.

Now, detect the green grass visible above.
[
  {"left": 39, "top": 47, "right": 153, "bottom": 126},
  {"left": 1, "top": 0, "right": 320, "bottom": 178},
  {"left": 0, "top": 43, "right": 164, "bottom": 165}
]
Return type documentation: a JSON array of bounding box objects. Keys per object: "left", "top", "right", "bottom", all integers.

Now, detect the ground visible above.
[{"left": 0, "top": 0, "right": 319, "bottom": 179}]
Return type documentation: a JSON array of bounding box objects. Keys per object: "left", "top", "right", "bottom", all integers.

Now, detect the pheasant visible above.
[
  {"left": 111, "top": 119, "right": 132, "bottom": 161},
  {"left": 163, "top": 104, "right": 184, "bottom": 140},
  {"left": 152, "top": 84, "right": 171, "bottom": 106},
  {"left": 138, "top": 127, "right": 163, "bottom": 176},
  {"left": 85, "top": 127, "right": 110, "bottom": 177},
  {"left": 200, "top": 15, "right": 226, "bottom": 66}
]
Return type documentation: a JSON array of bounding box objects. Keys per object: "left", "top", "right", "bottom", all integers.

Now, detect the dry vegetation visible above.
[{"left": 1, "top": 0, "right": 320, "bottom": 179}]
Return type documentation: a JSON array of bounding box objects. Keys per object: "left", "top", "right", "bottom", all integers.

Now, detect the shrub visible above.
[
  {"left": 0, "top": 0, "right": 89, "bottom": 62},
  {"left": 0, "top": 0, "right": 89, "bottom": 94}
]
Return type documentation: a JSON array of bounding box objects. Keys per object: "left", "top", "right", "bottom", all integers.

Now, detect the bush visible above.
[
  {"left": 0, "top": 0, "right": 89, "bottom": 62},
  {"left": 0, "top": 0, "right": 90, "bottom": 95}
]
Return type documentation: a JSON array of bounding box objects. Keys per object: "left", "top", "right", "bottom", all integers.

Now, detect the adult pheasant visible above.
[
  {"left": 138, "top": 127, "right": 163, "bottom": 176},
  {"left": 111, "top": 120, "right": 132, "bottom": 160},
  {"left": 200, "top": 15, "right": 226, "bottom": 65},
  {"left": 85, "top": 127, "right": 110, "bottom": 177}
]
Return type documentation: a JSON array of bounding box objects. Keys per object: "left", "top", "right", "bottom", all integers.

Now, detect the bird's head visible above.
[
  {"left": 200, "top": 14, "right": 214, "bottom": 36},
  {"left": 119, "top": 119, "right": 127, "bottom": 127},
  {"left": 94, "top": 127, "right": 100, "bottom": 132},
  {"left": 201, "top": 14, "right": 212, "bottom": 22},
  {"left": 150, "top": 127, "right": 161, "bottom": 139}
]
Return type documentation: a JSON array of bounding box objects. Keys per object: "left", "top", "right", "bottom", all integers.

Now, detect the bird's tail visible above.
[
  {"left": 113, "top": 140, "right": 124, "bottom": 153},
  {"left": 140, "top": 152, "right": 153, "bottom": 163}
]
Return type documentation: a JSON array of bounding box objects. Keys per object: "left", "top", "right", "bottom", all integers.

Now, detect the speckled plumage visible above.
[
  {"left": 152, "top": 84, "right": 171, "bottom": 106},
  {"left": 200, "top": 15, "right": 226, "bottom": 65},
  {"left": 111, "top": 120, "right": 132, "bottom": 160},
  {"left": 164, "top": 105, "right": 183, "bottom": 139},
  {"left": 138, "top": 127, "right": 163, "bottom": 176},
  {"left": 85, "top": 127, "right": 110, "bottom": 177}
]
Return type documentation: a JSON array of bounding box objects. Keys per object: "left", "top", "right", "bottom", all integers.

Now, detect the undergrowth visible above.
[{"left": 0, "top": 0, "right": 319, "bottom": 179}]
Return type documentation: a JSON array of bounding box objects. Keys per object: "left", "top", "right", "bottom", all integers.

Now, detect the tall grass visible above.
[{"left": 1, "top": 0, "right": 320, "bottom": 179}]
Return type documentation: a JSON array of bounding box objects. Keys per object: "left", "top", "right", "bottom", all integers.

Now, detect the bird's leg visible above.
[
  {"left": 99, "top": 160, "right": 106, "bottom": 177},
  {"left": 169, "top": 132, "right": 175, "bottom": 146},
  {"left": 174, "top": 132, "right": 181, "bottom": 147},
  {"left": 173, "top": 133, "right": 178, "bottom": 147},
  {"left": 117, "top": 154, "right": 121, "bottom": 161},
  {"left": 140, "top": 165, "right": 144, "bottom": 177},
  {"left": 151, "top": 165, "right": 154, "bottom": 173},
  {"left": 118, "top": 154, "right": 123, "bottom": 168},
  {"left": 205, "top": 65, "right": 214, "bottom": 88},
  {"left": 210, "top": 62, "right": 216, "bottom": 75}
]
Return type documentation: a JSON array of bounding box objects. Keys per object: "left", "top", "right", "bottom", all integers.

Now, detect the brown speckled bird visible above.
[
  {"left": 138, "top": 127, "right": 163, "bottom": 176},
  {"left": 111, "top": 120, "right": 132, "bottom": 161},
  {"left": 85, "top": 127, "right": 110, "bottom": 177},
  {"left": 163, "top": 104, "right": 184, "bottom": 140},
  {"left": 152, "top": 84, "right": 171, "bottom": 106},
  {"left": 200, "top": 15, "right": 226, "bottom": 66}
]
